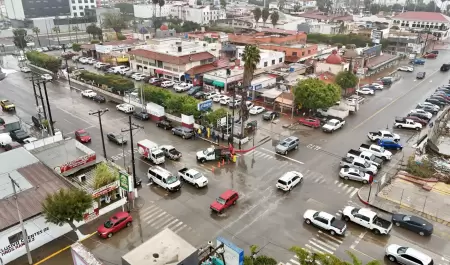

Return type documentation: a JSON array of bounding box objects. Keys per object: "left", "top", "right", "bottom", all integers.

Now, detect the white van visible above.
[
  {"left": 147, "top": 166, "right": 181, "bottom": 192},
  {"left": 112, "top": 65, "right": 127, "bottom": 74},
  {"left": 0, "top": 133, "right": 12, "bottom": 147},
  {"left": 116, "top": 103, "right": 135, "bottom": 114}
]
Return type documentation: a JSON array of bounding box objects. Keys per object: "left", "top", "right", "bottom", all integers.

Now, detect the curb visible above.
[{"left": 356, "top": 187, "right": 392, "bottom": 214}]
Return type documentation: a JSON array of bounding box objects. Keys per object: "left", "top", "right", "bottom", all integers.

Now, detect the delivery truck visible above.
[{"left": 137, "top": 139, "right": 165, "bottom": 164}]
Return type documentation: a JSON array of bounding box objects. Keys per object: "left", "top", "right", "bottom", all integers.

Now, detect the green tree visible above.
[
  {"left": 317, "top": 0, "right": 332, "bottom": 12},
  {"left": 205, "top": 108, "right": 228, "bottom": 126},
  {"left": 196, "top": 0, "right": 202, "bottom": 5},
  {"left": 242, "top": 44, "right": 260, "bottom": 88},
  {"left": 72, "top": 26, "right": 80, "bottom": 43},
  {"left": 26, "top": 51, "right": 62, "bottom": 73},
  {"left": 364, "top": 0, "right": 373, "bottom": 10},
  {"left": 243, "top": 245, "right": 278, "bottom": 265},
  {"left": 335, "top": 71, "right": 358, "bottom": 90},
  {"left": 270, "top": 11, "right": 279, "bottom": 28},
  {"left": 102, "top": 12, "right": 128, "bottom": 38},
  {"left": 159, "top": 0, "right": 165, "bottom": 17},
  {"left": 370, "top": 3, "right": 381, "bottom": 14},
  {"left": 52, "top": 26, "right": 61, "bottom": 46},
  {"left": 32, "top": 27, "right": 41, "bottom": 47},
  {"left": 93, "top": 163, "right": 119, "bottom": 189},
  {"left": 425, "top": 0, "right": 439, "bottom": 11},
  {"left": 293, "top": 3, "right": 301, "bottom": 12},
  {"left": 86, "top": 23, "right": 97, "bottom": 40},
  {"left": 293, "top": 78, "right": 341, "bottom": 110},
  {"left": 72, "top": 43, "right": 81, "bottom": 52},
  {"left": 152, "top": 0, "right": 159, "bottom": 17},
  {"left": 42, "top": 188, "right": 93, "bottom": 239},
  {"left": 262, "top": 8, "right": 270, "bottom": 27},
  {"left": 253, "top": 7, "right": 262, "bottom": 24},
  {"left": 13, "top": 28, "right": 27, "bottom": 50},
  {"left": 220, "top": 0, "right": 227, "bottom": 9}
]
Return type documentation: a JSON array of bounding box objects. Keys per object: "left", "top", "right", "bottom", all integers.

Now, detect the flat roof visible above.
[
  {"left": 0, "top": 148, "right": 71, "bottom": 231},
  {"left": 122, "top": 228, "right": 197, "bottom": 265},
  {"left": 31, "top": 140, "right": 87, "bottom": 169}
]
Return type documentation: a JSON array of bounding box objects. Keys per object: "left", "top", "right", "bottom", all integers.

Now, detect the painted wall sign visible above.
[
  {"left": 91, "top": 180, "right": 119, "bottom": 198},
  {"left": 54, "top": 153, "right": 97, "bottom": 174}
]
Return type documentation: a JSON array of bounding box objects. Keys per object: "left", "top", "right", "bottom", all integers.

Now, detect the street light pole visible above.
[
  {"left": 61, "top": 44, "right": 71, "bottom": 86},
  {"left": 121, "top": 116, "right": 143, "bottom": 189},
  {"left": 89, "top": 109, "right": 109, "bottom": 159}
]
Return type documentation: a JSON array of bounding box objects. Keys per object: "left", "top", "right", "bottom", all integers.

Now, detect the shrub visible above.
[
  {"left": 90, "top": 40, "right": 100, "bottom": 44},
  {"left": 406, "top": 156, "right": 435, "bottom": 178},
  {"left": 26, "top": 51, "right": 62, "bottom": 73},
  {"left": 79, "top": 70, "right": 133, "bottom": 93},
  {"left": 72, "top": 43, "right": 81, "bottom": 52}
]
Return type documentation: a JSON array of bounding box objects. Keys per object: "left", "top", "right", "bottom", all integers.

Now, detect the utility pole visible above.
[
  {"left": 89, "top": 109, "right": 109, "bottom": 159},
  {"left": 61, "top": 44, "right": 71, "bottom": 86},
  {"left": 8, "top": 174, "right": 32, "bottom": 265},
  {"left": 121, "top": 116, "right": 143, "bottom": 189},
  {"left": 42, "top": 81, "right": 55, "bottom": 136}
]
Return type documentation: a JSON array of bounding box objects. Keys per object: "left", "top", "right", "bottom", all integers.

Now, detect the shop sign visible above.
[
  {"left": 198, "top": 100, "right": 213, "bottom": 111},
  {"left": 0, "top": 227, "right": 49, "bottom": 257},
  {"left": 54, "top": 153, "right": 96, "bottom": 174},
  {"left": 371, "top": 30, "right": 383, "bottom": 44},
  {"left": 119, "top": 172, "right": 130, "bottom": 191},
  {"left": 83, "top": 201, "right": 99, "bottom": 222},
  {"left": 252, "top": 84, "right": 263, "bottom": 91},
  {"left": 92, "top": 180, "right": 119, "bottom": 198}
]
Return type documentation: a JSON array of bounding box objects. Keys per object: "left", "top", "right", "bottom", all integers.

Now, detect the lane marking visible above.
[
  {"left": 350, "top": 189, "right": 359, "bottom": 198},
  {"left": 261, "top": 148, "right": 305, "bottom": 164},
  {"left": 174, "top": 224, "right": 187, "bottom": 234},
  {"left": 318, "top": 230, "right": 344, "bottom": 243},
  {"left": 289, "top": 259, "right": 300, "bottom": 265},
  {"left": 353, "top": 68, "right": 441, "bottom": 130},
  {"left": 308, "top": 240, "right": 333, "bottom": 254},
  {"left": 350, "top": 231, "right": 367, "bottom": 249},
  {"left": 314, "top": 235, "right": 340, "bottom": 248},
  {"left": 305, "top": 244, "right": 324, "bottom": 255}
]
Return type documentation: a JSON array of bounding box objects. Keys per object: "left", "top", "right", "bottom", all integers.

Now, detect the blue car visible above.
[{"left": 378, "top": 139, "right": 403, "bottom": 150}]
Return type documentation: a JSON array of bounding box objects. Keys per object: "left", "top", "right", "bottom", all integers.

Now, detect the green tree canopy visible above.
[
  {"left": 306, "top": 33, "right": 372, "bottom": 47},
  {"left": 220, "top": 0, "right": 227, "bottom": 9},
  {"left": 335, "top": 71, "right": 358, "bottom": 90},
  {"left": 262, "top": 8, "right": 270, "bottom": 26},
  {"left": 93, "top": 163, "right": 119, "bottom": 189},
  {"left": 32, "top": 27, "right": 41, "bottom": 47},
  {"left": 13, "top": 28, "right": 27, "bottom": 50},
  {"left": 253, "top": 7, "right": 262, "bottom": 23},
  {"left": 102, "top": 11, "right": 128, "bottom": 36},
  {"left": 26, "top": 51, "right": 62, "bottom": 73},
  {"left": 290, "top": 246, "right": 382, "bottom": 265},
  {"left": 42, "top": 188, "right": 93, "bottom": 238},
  {"left": 72, "top": 43, "right": 81, "bottom": 52},
  {"left": 270, "top": 11, "right": 279, "bottom": 28},
  {"left": 205, "top": 108, "right": 228, "bottom": 126},
  {"left": 293, "top": 78, "right": 341, "bottom": 110}
]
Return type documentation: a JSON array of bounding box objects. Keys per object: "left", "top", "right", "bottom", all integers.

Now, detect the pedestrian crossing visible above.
[
  {"left": 243, "top": 149, "right": 274, "bottom": 160},
  {"left": 139, "top": 201, "right": 199, "bottom": 236},
  {"left": 302, "top": 170, "right": 360, "bottom": 199}
]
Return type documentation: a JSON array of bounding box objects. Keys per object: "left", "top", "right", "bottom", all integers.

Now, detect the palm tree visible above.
[
  {"left": 52, "top": 26, "right": 61, "bottom": 46},
  {"left": 262, "top": 8, "right": 270, "bottom": 27},
  {"left": 86, "top": 23, "right": 96, "bottom": 40},
  {"left": 253, "top": 7, "right": 262, "bottom": 26},
  {"left": 32, "top": 27, "right": 41, "bottom": 47},
  {"left": 270, "top": 11, "right": 279, "bottom": 28},
  {"left": 152, "top": 0, "right": 159, "bottom": 17},
  {"left": 72, "top": 26, "right": 80, "bottom": 43},
  {"left": 158, "top": 0, "right": 165, "bottom": 17},
  {"left": 101, "top": 12, "right": 127, "bottom": 39}
]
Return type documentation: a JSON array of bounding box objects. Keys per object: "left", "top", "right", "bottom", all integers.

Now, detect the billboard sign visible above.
[
  {"left": 92, "top": 180, "right": 119, "bottom": 198},
  {"left": 216, "top": 237, "right": 244, "bottom": 265},
  {"left": 54, "top": 153, "right": 96, "bottom": 174},
  {"left": 371, "top": 30, "right": 383, "bottom": 44},
  {"left": 119, "top": 171, "right": 131, "bottom": 191},
  {"left": 198, "top": 99, "right": 213, "bottom": 111}
]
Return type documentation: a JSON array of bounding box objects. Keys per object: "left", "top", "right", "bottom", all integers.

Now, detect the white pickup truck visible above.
[
  {"left": 346, "top": 149, "right": 383, "bottom": 169},
  {"left": 359, "top": 144, "right": 392, "bottom": 161},
  {"left": 394, "top": 117, "right": 422, "bottom": 130},
  {"left": 177, "top": 168, "right": 208, "bottom": 188},
  {"left": 303, "top": 209, "right": 347, "bottom": 236},
  {"left": 322, "top": 118, "right": 345, "bottom": 133},
  {"left": 367, "top": 130, "right": 400, "bottom": 142},
  {"left": 342, "top": 206, "right": 393, "bottom": 235},
  {"left": 339, "top": 157, "right": 378, "bottom": 175},
  {"left": 81, "top": 89, "right": 97, "bottom": 98}
]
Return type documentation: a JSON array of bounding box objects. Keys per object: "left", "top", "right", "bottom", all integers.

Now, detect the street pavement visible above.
[{"left": 2, "top": 51, "right": 450, "bottom": 265}]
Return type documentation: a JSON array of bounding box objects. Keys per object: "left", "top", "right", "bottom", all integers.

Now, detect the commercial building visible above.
[
  {"left": 385, "top": 31, "right": 434, "bottom": 54},
  {"left": 297, "top": 21, "right": 341, "bottom": 34},
  {"left": 69, "top": 0, "right": 97, "bottom": 17},
  {"left": 5, "top": 0, "right": 71, "bottom": 26},
  {"left": 236, "top": 47, "right": 285, "bottom": 69},
  {"left": 392, "top": 11, "right": 450, "bottom": 40}
]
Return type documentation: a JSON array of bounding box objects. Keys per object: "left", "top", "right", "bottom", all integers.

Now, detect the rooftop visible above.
[
  {"left": 128, "top": 49, "right": 215, "bottom": 65},
  {"left": 393, "top": 11, "right": 450, "bottom": 22},
  {"left": 121, "top": 228, "right": 197, "bottom": 265},
  {"left": 204, "top": 66, "right": 244, "bottom": 78},
  {"left": 81, "top": 39, "right": 139, "bottom": 50},
  {"left": 0, "top": 148, "right": 71, "bottom": 231}
]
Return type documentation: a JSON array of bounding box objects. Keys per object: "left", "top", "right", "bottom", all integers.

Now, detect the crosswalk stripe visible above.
[
  {"left": 174, "top": 224, "right": 187, "bottom": 234},
  {"left": 317, "top": 179, "right": 326, "bottom": 184},
  {"left": 244, "top": 150, "right": 256, "bottom": 156},
  {"left": 343, "top": 184, "right": 348, "bottom": 189},
  {"left": 349, "top": 189, "right": 359, "bottom": 198},
  {"left": 141, "top": 204, "right": 158, "bottom": 215},
  {"left": 346, "top": 186, "right": 355, "bottom": 194},
  {"left": 285, "top": 262, "right": 293, "bottom": 265},
  {"left": 142, "top": 208, "right": 162, "bottom": 222},
  {"left": 305, "top": 244, "right": 324, "bottom": 255},
  {"left": 337, "top": 182, "right": 343, "bottom": 188},
  {"left": 153, "top": 215, "right": 175, "bottom": 229},
  {"left": 148, "top": 212, "right": 167, "bottom": 225},
  {"left": 318, "top": 230, "right": 344, "bottom": 243},
  {"left": 334, "top": 180, "right": 338, "bottom": 184},
  {"left": 311, "top": 237, "right": 337, "bottom": 251},
  {"left": 289, "top": 259, "right": 300, "bottom": 265},
  {"left": 170, "top": 221, "right": 184, "bottom": 231},
  {"left": 314, "top": 177, "right": 323, "bottom": 183},
  {"left": 314, "top": 235, "right": 340, "bottom": 248},
  {"left": 163, "top": 219, "right": 179, "bottom": 229},
  {"left": 308, "top": 241, "right": 333, "bottom": 254}
]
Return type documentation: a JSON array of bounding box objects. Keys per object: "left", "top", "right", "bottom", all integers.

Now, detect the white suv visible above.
[
  {"left": 276, "top": 171, "right": 303, "bottom": 191},
  {"left": 81, "top": 89, "right": 97, "bottom": 98},
  {"left": 161, "top": 81, "right": 175, "bottom": 88}
]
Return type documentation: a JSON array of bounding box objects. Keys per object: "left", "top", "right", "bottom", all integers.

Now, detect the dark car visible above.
[
  {"left": 407, "top": 112, "right": 431, "bottom": 121},
  {"left": 142, "top": 76, "right": 151, "bottom": 83},
  {"left": 92, "top": 95, "right": 106, "bottom": 103},
  {"left": 156, "top": 120, "right": 173, "bottom": 130},
  {"left": 100, "top": 65, "right": 113, "bottom": 71},
  {"left": 416, "top": 105, "right": 438, "bottom": 115},
  {"left": 416, "top": 72, "right": 426, "bottom": 79},
  {"left": 187, "top": 86, "right": 202, "bottom": 96},
  {"left": 430, "top": 96, "right": 450, "bottom": 104},
  {"left": 430, "top": 50, "right": 439, "bottom": 54},
  {"left": 440, "top": 63, "right": 450, "bottom": 71},
  {"left": 133, "top": 111, "right": 149, "bottom": 120},
  {"left": 392, "top": 214, "right": 433, "bottom": 236},
  {"left": 432, "top": 93, "right": 450, "bottom": 102},
  {"left": 379, "top": 77, "right": 393, "bottom": 86},
  {"left": 193, "top": 91, "right": 206, "bottom": 99},
  {"left": 172, "top": 126, "right": 194, "bottom": 139},
  {"left": 4, "top": 141, "right": 22, "bottom": 151},
  {"left": 10, "top": 129, "right": 30, "bottom": 143},
  {"left": 107, "top": 133, "right": 127, "bottom": 145},
  {"left": 262, "top": 111, "right": 280, "bottom": 121},
  {"left": 402, "top": 116, "right": 428, "bottom": 126},
  {"left": 425, "top": 98, "right": 445, "bottom": 107}
]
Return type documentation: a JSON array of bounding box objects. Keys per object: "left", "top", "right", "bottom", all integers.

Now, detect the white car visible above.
[
  {"left": 18, "top": 56, "right": 27, "bottom": 62},
  {"left": 213, "top": 95, "right": 227, "bottom": 103},
  {"left": 417, "top": 102, "right": 440, "bottom": 111},
  {"left": 36, "top": 48, "right": 43, "bottom": 52},
  {"left": 409, "top": 109, "right": 432, "bottom": 119},
  {"left": 205, "top": 91, "right": 219, "bottom": 99},
  {"left": 72, "top": 55, "right": 80, "bottom": 61},
  {"left": 246, "top": 101, "right": 255, "bottom": 110},
  {"left": 135, "top": 74, "right": 148, "bottom": 81},
  {"left": 132, "top": 73, "right": 144, "bottom": 80},
  {"left": 356, "top": 87, "right": 374, "bottom": 95},
  {"left": 81, "top": 89, "right": 97, "bottom": 98},
  {"left": 398, "top": 66, "right": 414, "bottom": 72},
  {"left": 303, "top": 209, "right": 347, "bottom": 236},
  {"left": 79, "top": 57, "right": 89, "bottom": 64},
  {"left": 174, "top": 82, "right": 192, "bottom": 92},
  {"left": 219, "top": 96, "right": 231, "bottom": 105},
  {"left": 276, "top": 171, "right": 303, "bottom": 191},
  {"left": 118, "top": 67, "right": 130, "bottom": 74},
  {"left": 339, "top": 168, "right": 371, "bottom": 184},
  {"left": 87, "top": 58, "right": 96, "bottom": 65},
  {"left": 385, "top": 244, "right": 433, "bottom": 265},
  {"left": 161, "top": 80, "right": 175, "bottom": 88},
  {"left": 20, "top": 66, "right": 31, "bottom": 73},
  {"left": 116, "top": 103, "right": 135, "bottom": 114},
  {"left": 95, "top": 62, "right": 107, "bottom": 69},
  {"left": 41, "top": 74, "right": 53, "bottom": 81},
  {"left": 249, "top": 106, "right": 266, "bottom": 115},
  {"left": 370, "top": 83, "right": 384, "bottom": 90}
]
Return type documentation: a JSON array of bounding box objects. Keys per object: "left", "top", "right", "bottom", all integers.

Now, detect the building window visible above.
[
  {"left": 8, "top": 231, "right": 26, "bottom": 245},
  {"left": 264, "top": 62, "right": 268, "bottom": 67},
  {"left": 80, "top": 12, "right": 84, "bottom": 15},
  {"left": 73, "top": 12, "right": 77, "bottom": 16},
  {"left": 279, "top": 57, "right": 282, "bottom": 63},
  {"left": 72, "top": 0, "right": 75, "bottom": 3},
  {"left": 308, "top": 50, "right": 311, "bottom": 54},
  {"left": 91, "top": 0, "right": 94, "bottom": 2},
  {"left": 85, "top": 5, "right": 89, "bottom": 9},
  {"left": 292, "top": 52, "right": 297, "bottom": 56},
  {"left": 80, "top": 6, "right": 83, "bottom": 8},
  {"left": 73, "top": 6, "right": 76, "bottom": 9},
  {"left": 302, "top": 51, "right": 305, "bottom": 56},
  {"left": 91, "top": 5, "right": 95, "bottom": 8},
  {"left": 78, "top": 0, "right": 82, "bottom": 2},
  {"left": 272, "top": 59, "right": 275, "bottom": 65},
  {"left": 85, "top": 0, "right": 88, "bottom": 2}
]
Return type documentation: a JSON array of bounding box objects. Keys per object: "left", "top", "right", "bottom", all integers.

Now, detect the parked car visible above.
[
  {"left": 249, "top": 106, "right": 265, "bottom": 115},
  {"left": 392, "top": 214, "right": 433, "bottom": 236},
  {"left": 161, "top": 80, "right": 175, "bottom": 88},
  {"left": 205, "top": 91, "right": 220, "bottom": 99},
  {"left": 409, "top": 109, "right": 432, "bottom": 119},
  {"left": 172, "top": 126, "right": 194, "bottom": 139},
  {"left": 398, "top": 66, "right": 414, "bottom": 72},
  {"left": 399, "top": 116, "right": 427, "bottom": 126},
  {"left": 156, "top": 120, "right": 173, "bottom": 130},
  {"left": 193, "top": 91, "right": 206, "bottom": 99},
  {"left": 424, "top": 53, "right": 437, "bottom": 59},
  {"left": 133, "top": 111, "right": 149, "bottom": 120},
  {"left": 339, "top": 168, "right": 372, "bottom": 184},
  {"left": 416, "top": 72, "right": 426, "bottom": 79},
  {"left": 425, "top": 98, "right": 445, "bottom": 107},
  {"left": 20, "top": 66, "right": 31, "bottom": 73},
  {"left": 75, "top": 129, "right": 91, "bottom": 143},
  {"left": 210, "top": 189, "right": 239, "bottom": 214},
  {"left": 275, "top": 136, "right": 299, "bottom": 155},
  {"left": 385, "top": 244, "right": 433, "bottom": 265},
  {"left": 417, "top": 102, "right": 440, "bottom": 112},
  {"left": 415, "top": 104, "right": 438, "bottom": 115},
  {"left": 107, "top": 133, "right": 127, "bottom": 145},
  {"left": 303, "top": 209, "right": 347, "bottom": 236},
  {"left": 97, "top": 211, "right": 133, "bottom": 238},
  {"left": 41, "top": 74, "right": 53, "bottom": 81},
  {"left": 219, "top": 96, "right": 232, "bottom": 105},
  {"left": 378, "top": 139, "right": 403, "bottom": 150},
  {"left": 81, "top": 89, "right": 97, "bottom": 98},
  {"left": 262, "top": 111, "right": 280, "bottom": 121},
  {"left": 298, "top": 117, "right": 320, "bottom": 128},
  {"left": 356, "top": 87, "right": 375, "bottom": 95},
  {"left": 174, "top": 82, "right": 192, "bottom": 92},
  {"left": 92, "top": 95, "right": 106, "bottom": 103},
  {"left": 187, "top": 86, "right": 202, "bottom": 96}
]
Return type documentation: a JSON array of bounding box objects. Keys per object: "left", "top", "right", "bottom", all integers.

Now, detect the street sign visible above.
[
  {"left": 119, "top": 171, "right": 130, "bottom": 191},
  {"left": 197, "top": 99, "right": 213, "bottom": 111}
]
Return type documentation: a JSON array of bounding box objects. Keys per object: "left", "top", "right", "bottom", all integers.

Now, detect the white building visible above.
[
  {"left": 134, "top": 3, "right": 226, "bottom": 24},
  {"left": 69, "top": 0, "right": 97, "bottom": 17},
  {"left": 308, "top": 22, "right": 340, "bottom": 34},
  {"left": 392, "top": 11, "right": 450, "bottom": 39},
  {"left": 236, "top": 47, "right": 285, "bottom": 69}
]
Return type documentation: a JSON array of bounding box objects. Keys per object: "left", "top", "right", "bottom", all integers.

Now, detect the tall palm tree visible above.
[
  {"left": 32, "top": 27, "right": 41, "bottom": 47},
  {"left": 72, "top": 26, "right": 80, "bottom": 43},
  {"left": 52, "top": 26, "right": 61, "bottom": 46},
  {"left": 86, "top": 23, "right": 96, "bottom": 40},
  {"left": 270, "top": 11, "right": 279, "bottom": 28},
  {"left": 253, "top": 7, "right": 262, "bottom": 26},
  {"left": 152, "top": 0, "right": 159, "bottom": 17},
  {"left": 262, "top": 8, "right": 270, "bottom": 27},
  {"left": 159, "top": 0, "right": 165, "bottom": 17}
]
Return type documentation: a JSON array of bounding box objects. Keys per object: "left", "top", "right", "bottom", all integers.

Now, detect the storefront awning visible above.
[
  {"left": 155, "top": 69, "right": 164, "bottom": 74},
  {"left": 261, "top": 88, "right": 283, "bottom": 99},
  {"left": 213, "top": 81, "right": 225, "bottom": 88}
]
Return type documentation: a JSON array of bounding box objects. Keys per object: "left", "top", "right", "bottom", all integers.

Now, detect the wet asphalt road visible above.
[{"left": 2, "top": 52, "right": 450, "bottom": 265}]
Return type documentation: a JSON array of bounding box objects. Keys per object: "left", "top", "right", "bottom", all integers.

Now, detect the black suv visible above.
[
  {"left": 172, "top": 126, "right": 194, "bottom": 139},
  {"left": 416, "top": 72, "right": 426, "bottom": 79},
  {"left": 133, "top": 111, "right": 149, "bottom": 120},
  {"left": 92, "top": 95, "right": 106, "bottom": 103},
  {"left": 187, "top": 86, "right": 202, "bottom": 96},
  {"left": 156, "top": 120, "right": 173, "bottom": 130},
  {"left": 10, "top": 129, "right": 30, "bottom": 143},
  {"left": 107, "top": 133, "right": 127, "bottom": 145}
]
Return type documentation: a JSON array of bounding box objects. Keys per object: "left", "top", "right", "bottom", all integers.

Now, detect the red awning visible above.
[{"left": 155, "top": 69, "right": 164, "bottom": 74}]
